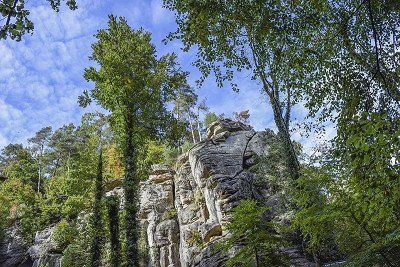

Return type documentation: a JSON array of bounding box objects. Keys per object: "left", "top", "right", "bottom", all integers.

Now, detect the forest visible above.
[{"left": 0, "top": 0, "right": 399, "bottom": 267}]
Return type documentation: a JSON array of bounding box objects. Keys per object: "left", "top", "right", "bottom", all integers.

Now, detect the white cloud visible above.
[{"left": 0, "top": 0, "right": 337, "bottom": 157}]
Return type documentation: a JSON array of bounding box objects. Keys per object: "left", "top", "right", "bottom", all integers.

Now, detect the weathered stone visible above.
[
  {"left": 104, "top": 178, "right": 123, "bottom": 191},
  {"left": 0, "top": 225, "right": 32, "bottom": 267},
  {"left": 1, "top": 119, "right": 316, "bottom": 267},
  {"left": 139, "top": 119, "right": 316, "bottom": 266},
  {"left": 139, "top": 167, "right": 181, "bottom": 267},
  {"left": 27, "top": 225, "right": 62, "bottom": 267}
]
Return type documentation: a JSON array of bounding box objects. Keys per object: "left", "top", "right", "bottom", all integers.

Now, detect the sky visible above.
[{"left": 0, "top": 0, "right": 335, "bottom": 153}]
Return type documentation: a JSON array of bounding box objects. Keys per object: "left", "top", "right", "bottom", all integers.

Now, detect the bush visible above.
[
  {"left": 52, "top": 219, "right": 78, "bottom": 250},
  {"left": 217, "top": 199, "right": 287, "bottom": 267},
  {"left": 62, "top": 242, "right": 89, "bottom": 267},
  {"left": 61, "top": 195, "right": 86, "bottom": 220}
]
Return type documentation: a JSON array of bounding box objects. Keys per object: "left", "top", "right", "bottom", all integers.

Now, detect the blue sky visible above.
[{"left": 0, "top": 0, "right": 334, "bottom": 153}]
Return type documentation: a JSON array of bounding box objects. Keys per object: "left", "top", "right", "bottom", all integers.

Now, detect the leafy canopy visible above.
[{"left": 0, "top": 0, "right": 77, "bottom": 41}]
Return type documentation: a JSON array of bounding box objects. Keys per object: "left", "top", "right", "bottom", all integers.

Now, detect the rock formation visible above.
[
  {"left": 0, "top": 119, "right": 315, "bottom": 267},
  {"left": 0, "top": 225, "right": 61, "bottom": 267},
  {"left": 139, "top": 119, "right": 314, "bottom": 266}
]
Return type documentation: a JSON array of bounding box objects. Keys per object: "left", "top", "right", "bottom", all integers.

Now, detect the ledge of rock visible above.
[{"left": 138, "top": 119, "right": 316, "bottom": 266}]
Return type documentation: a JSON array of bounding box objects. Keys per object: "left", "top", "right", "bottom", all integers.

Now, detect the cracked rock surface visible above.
[{"left": 139, "top": 119, "right": 313, "bottom": 266}]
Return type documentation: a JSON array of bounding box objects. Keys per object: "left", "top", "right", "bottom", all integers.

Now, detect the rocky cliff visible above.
[
  {"left": 0, "top": 119, "right": 314, "bottom": 267},
  {"left": 139, "top": 119, "right": 314, "bottom": 266}
]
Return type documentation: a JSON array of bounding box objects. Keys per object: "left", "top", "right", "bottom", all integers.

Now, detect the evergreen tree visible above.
[
  {"left": 217, "top": 199, "right": 287, "bottom": 267},
  {"left": 90, "top": 149, "right": 104, "bottom": 267},
  {"left": 106, "top": 195, "right": 121, "bottom": 267}
]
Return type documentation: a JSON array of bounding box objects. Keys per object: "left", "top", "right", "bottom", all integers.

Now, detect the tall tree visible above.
[
  {"left": 106, "top": 195, "right": 121, "bottom": 267},
  {"left": 48, "top": 123, "right": 78, "bottom": 178},
  {"left": 90, "top": 148, "right": 104, "bottom": 267},
  {"left": 82, "top": 15, "right": 187, "bottom": 266},
  {"left": 164, "top": 0, "right": 301, "bottom": 180},
  {"left": 171, "top": 84, "right": 198, "bottom": 143},
  {"left": 195, "top": 99, "right": 208, "bottom": 142},
  {"left": 0, "top": 0, "right": 77, "bottom": 41},
  {"left": 0, "top": 143, "right": 37, "bottom": 186},
  {"left": 28, "top": 126, "right": 52, "bottom": 192}
]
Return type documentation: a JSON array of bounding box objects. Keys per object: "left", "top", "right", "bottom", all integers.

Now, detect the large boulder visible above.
[
  {"left": 139, "top": 119, "right": 316, "bottom": 266},
  {"left": 27, "top": 225, "right": 62, "bottom": 267},
  {"left": 0, "top": 224, "right": 62, "bottom": 267},
  {"left": 0, "top": 225, "right": 32, "bottom": 267}
]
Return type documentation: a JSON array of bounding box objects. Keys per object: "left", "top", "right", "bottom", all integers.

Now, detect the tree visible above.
[
  {"left": 171, "top": 83, "right": 198, "bottom": 143},
  {"left": 204, "top": 112, "right": 224, "bottom": 128},
  {"left": 0, "top": 143, "right": 38, "bottom": 186},
  {"left": 0, "top": 0, "right": 77, "bottom": 41},
  {"left": 28, "top": 126, "right": 52, "bottom": 192},
  {"left": 48, "top": 123, "right": 79, "bottom": 178},
  {"left": 234, "top": 110, "right": 250, "bottom": 124},
  {"left": 106, "top": 195, "right": 121, "bottom": 267},
  {"left": 164, "top": 0, "right": 301, "bottom": 180},
  {"left": 195, "top": 99, "right": 208, "bottom": 141},
  {"left": 217, "top": 199, "right": 287, "bottom": 267},
  {"left": 90, "top": 149, "right": 104, "bottom": 267},
  {"left": 83, "top": 15, "right": 187, "bottom": 266}
]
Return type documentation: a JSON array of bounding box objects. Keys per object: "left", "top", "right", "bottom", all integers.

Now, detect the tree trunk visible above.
[
  {"left": 107, "top": 195, "right": 121, "bottom": 267},
  {"left": 196, "top": 109, "right": 202, "bottom": 142},
  {"left": 268, "top": 93, "right": 300, "bottom": 180},
  {"left": 90, "top": 149, "right": 104, "bottom": 267},
  {"left": 187, "top": 111, "right": 197, "bottom": 143},
  {"left": 124, "top": 113, "right": 139, "bottom": 267},
  {"left": 37, "top": 163, "right": 41, "bottom": 193}
]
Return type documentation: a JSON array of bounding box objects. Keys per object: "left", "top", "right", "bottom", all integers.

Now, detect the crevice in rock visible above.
[{"left": 241, "top": 132, "right": 257, "bottom": 170}]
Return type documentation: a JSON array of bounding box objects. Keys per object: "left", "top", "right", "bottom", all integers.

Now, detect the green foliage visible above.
[
  {"left": 90, "top": 150, "right": 104, "bottom": 267},
  {"left": 294, "top": 112, "right": 400, "bottom": 265},
  {"left": 137, "top": 140, "right": 167, "bottom": 179},
  {"left": 106, "top": 196, "right": 121, "bottom": 267},
  {"left": 61, "top": 195, "right": 86, "bottom": 220},
  {"left": 217, "top": 199, "right": 287, "bottom": 267},
  {"left": 52, "top": 219, "right": 78, "bottom": 250},
  {"left": 204, "top": 112, "right": 224, "bottom": 128},
  {"left": 164, "top": 0, "right": 301, "bottom": 180},
  {"left": 0, "top": 0, "right": 77, "bottom": 41},
  {"left": 83, "top": 15, "right": 188, "bottom": 266},
  {"left": 187, "top": 229, "right": 203, "bottom": 247},
  {"left": 163, "top": 208, "right": 177, "bottom": 220},
  {"left": 62, "top": 242, "right": 89, "bottom": 267}
]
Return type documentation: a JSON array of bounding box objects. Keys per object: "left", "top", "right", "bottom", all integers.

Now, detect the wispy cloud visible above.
[{"left": 0, "top": 0, "right": 333, "bottom": 154}]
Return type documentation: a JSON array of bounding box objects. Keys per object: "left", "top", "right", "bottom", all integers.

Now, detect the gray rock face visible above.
[
  {"left": 0, "top": 225, "right": 62, "bottom": 267},
  {"left": 139, "top": 164, "right": 180, "bottom": 267},
  {"left": 0, "top": 225, "right": 32, "bottom": 267},
  {"left": 175, "top": 119, "right": 270, "bottom": 267},
  {"left": 139, "top": 119, "right": 315, "bottom": 266},
  {"left": 28, "top": 225, "right": 62, "bottom": 267}
]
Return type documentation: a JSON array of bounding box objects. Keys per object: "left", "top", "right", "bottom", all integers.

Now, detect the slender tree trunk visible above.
[
  {"left": 37, "top": 145, "right": 43, "bottom": 192},
  {"left": 106, "top": 195, "right": 121, "bottom": 267},
  {"left": 91, "top": 149, "right": 104, "bottom": 267},
  {"left": 246, "top": 34, "right": 300, "bottom": 181},
  {"left": 268, "top": 93, "right": 300, "bottom": 180},
  {"left": 196, "top": 109, "right": 202, "bottom": 142},
  {"left": 67, "top": 151, "right": 71, "bottom": 179},
  {"left": 254, "top": 247, "right": 260, "bottom": 267},
  {"left": 37, "top": 161, "right": 41, "bottom": 192},
  {"left": 124, "top": 112, "right": 139, "bottom": 267},
  {"left": 187, "top": 111, "right": 197, "bottom": 143}
]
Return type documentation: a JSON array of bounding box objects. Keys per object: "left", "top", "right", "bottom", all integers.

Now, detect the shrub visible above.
[{"left": 52, "top": 219, "right": 78, "bottom": 250}]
